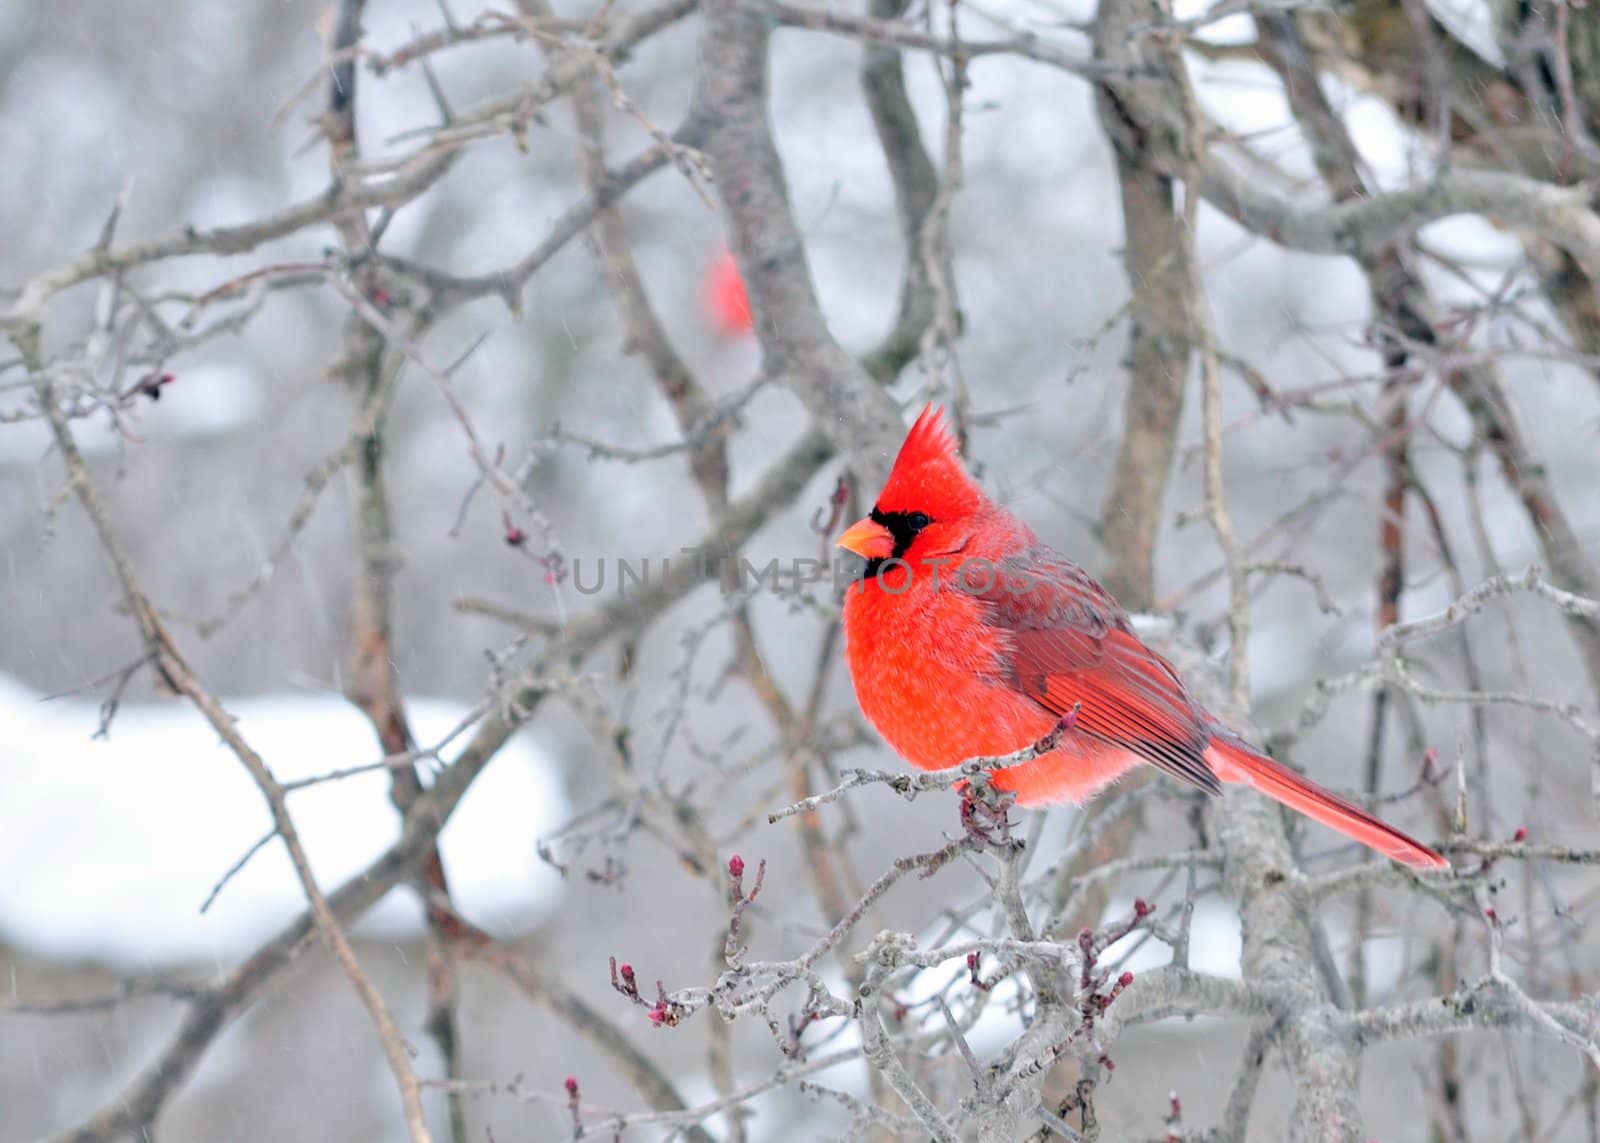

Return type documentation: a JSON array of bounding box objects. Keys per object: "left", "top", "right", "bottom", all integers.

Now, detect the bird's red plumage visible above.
[{"left": 839, "top": 405, "right": 1447, "bottom": 869}]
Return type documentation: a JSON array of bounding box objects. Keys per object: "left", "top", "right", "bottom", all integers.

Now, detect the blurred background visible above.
[{"left": 2, "top": 0, "right": 1598, "bottom": 1139}]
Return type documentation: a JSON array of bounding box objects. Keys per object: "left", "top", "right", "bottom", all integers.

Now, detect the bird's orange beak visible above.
[{"left": 836, "top": 516, "right": 894, "bottom": 560}]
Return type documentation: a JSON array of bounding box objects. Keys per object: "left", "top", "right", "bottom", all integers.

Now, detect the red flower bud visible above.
[{"left": 137, "top": 372, "right": 176, "bottom": 401}]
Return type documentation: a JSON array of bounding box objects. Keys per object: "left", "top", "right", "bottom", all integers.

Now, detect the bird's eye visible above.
[{"left": 908, "top": 512, "right": 931, "bottom": 531}]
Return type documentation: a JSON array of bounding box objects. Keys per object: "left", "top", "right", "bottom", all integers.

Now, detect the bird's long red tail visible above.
[{"left": 1205, "top": 738, "right": 1448, "bottom": 869}]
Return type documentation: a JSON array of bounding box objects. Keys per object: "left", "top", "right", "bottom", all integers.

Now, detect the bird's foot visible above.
[{"left": 958, "top": 778, "right": 1018, "bottom": 849}]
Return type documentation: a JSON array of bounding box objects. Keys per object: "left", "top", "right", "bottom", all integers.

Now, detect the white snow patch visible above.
[
  {"left": 0, "top": 674, "right": 569, "bottom": 968},
  {"left": 1418, "top": 214, "right": 1524, "bottom": 269},
  {"left": 1427, "top": 0, "right": 1501, "bottom": 65},
  {"left": 1103, "top": 898, "right": 1244, "bottom": 980},
  {"left": 1101, "top": 897, "right": 1412, "bottom": 997}
]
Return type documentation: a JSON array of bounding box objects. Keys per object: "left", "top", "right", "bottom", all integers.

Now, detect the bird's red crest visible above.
[
  {"left": 901, "top": 404, "right": 959, "bottom": 465},
  {"left": 875, "top": 405, "right": 983, "bottom": 519}
]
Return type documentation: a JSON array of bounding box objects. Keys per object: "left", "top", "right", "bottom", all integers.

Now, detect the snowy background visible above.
[{"left": 3, "top": 0, "right": 1598, "bottom": 1139}]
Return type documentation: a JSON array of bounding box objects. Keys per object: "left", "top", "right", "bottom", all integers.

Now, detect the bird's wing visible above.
[{"left": 972, "top": 549, "right": 1222, "bottom": 795}]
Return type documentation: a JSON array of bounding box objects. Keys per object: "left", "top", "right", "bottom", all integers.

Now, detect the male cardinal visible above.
[{"left": 837, "top": 406, "right": 1447, "bottom": 868}]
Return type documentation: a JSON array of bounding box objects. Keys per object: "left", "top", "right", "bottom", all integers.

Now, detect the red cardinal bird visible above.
[{"left": 837, "top": 406, "right": 1447, "bottom": 869}]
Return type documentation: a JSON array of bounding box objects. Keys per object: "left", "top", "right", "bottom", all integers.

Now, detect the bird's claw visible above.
[{"left": 958, "top": 778, "right": 1018, "bottom": 849}]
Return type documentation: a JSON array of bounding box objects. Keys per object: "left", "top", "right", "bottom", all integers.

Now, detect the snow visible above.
[
  {"left": 0, "top": 673, "right": 569, "bottom": 968},
  {"left": 1103, "top": 898, "right": 1244, "bottom": 981},
  {"left": 1101, "top": 896, "right": 1412, "bottom": 998},
  {"left": 1427, "top": 0, "right": 1502, "bottom": 65}
]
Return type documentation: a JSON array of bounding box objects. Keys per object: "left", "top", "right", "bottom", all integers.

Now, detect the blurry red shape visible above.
[{"left": 705, "top": 249, "right": 753, "bottom": 337}]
